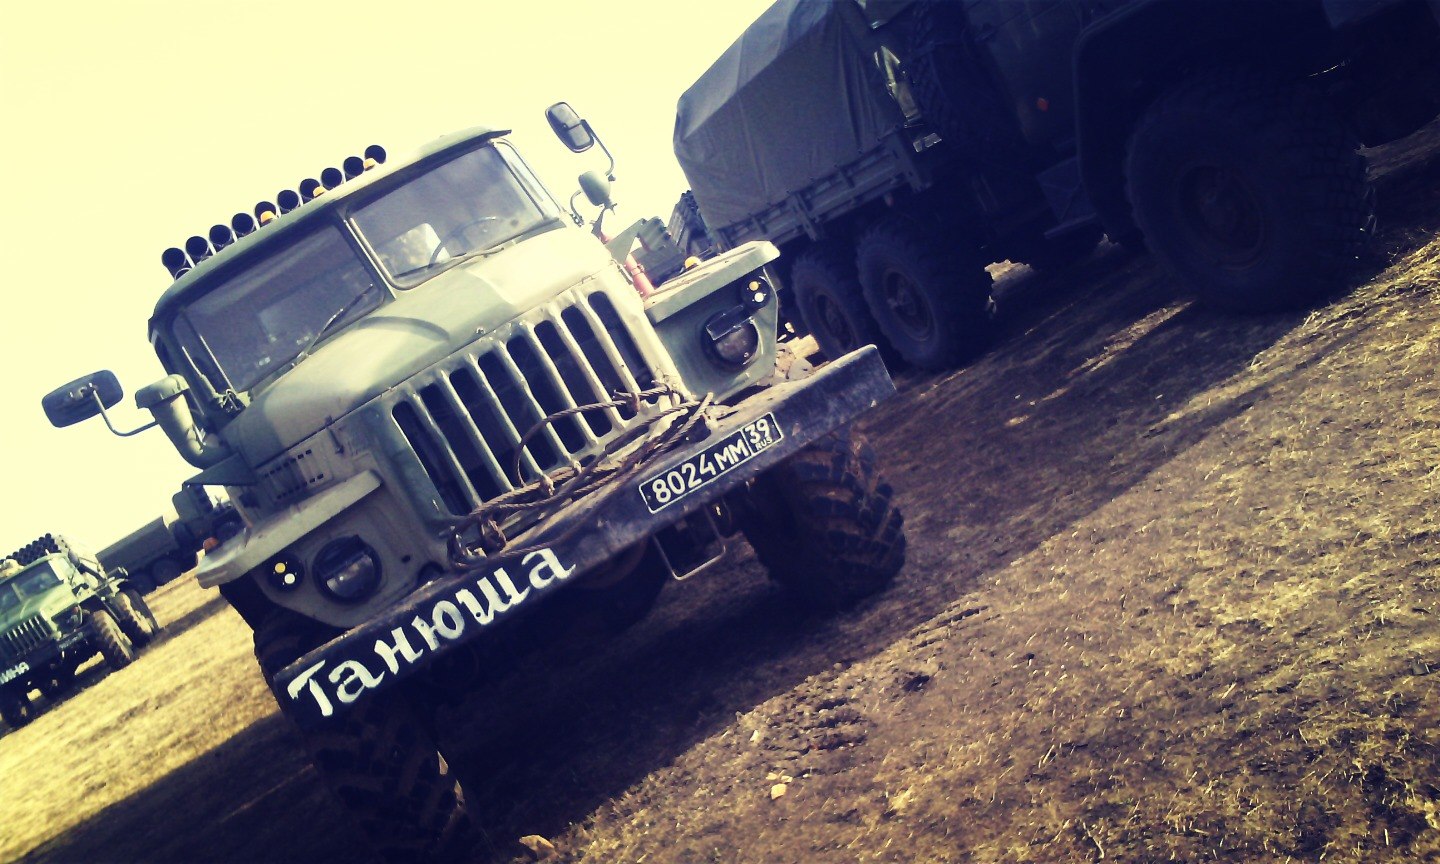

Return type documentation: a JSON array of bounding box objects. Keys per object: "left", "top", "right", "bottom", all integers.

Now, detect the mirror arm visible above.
[
  {"left": 91, "top": 389, "right": 157, "bottom": 438},
  {"left": 589, "top": 124, "right": 617, "bottom": 181},
  {"left": 566, "top": 190, "right": 586, "bottom": 226}
]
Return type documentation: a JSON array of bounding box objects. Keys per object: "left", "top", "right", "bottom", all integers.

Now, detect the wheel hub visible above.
[
  {"left": 882, "top": 269, "right": 935, "bottom": 340},
  {"left": 1176, "top": 164, "right": 1267, "bottom": 268}
]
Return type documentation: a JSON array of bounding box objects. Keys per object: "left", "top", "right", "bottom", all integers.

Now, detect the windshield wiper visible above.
[{"left": 293, "top": 284, "right": 378, "bottom": 366}]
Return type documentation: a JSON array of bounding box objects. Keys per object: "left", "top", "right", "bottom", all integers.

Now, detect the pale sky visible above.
[{"left": 0, "top": 0, "right": 775, "bottom": 551}]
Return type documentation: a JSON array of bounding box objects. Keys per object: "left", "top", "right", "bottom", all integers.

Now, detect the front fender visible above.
[
  {"left": 644, "top": 241, "right": 781, "bottom": 402},
  {"left": 195, "top": 470, "right": 382, "bottom": 588}
]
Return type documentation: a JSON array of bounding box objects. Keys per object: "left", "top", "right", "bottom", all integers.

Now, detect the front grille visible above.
[
  {"left": 394, "top": 290, "right": 662, "bottom": 516},
  {"left": 0, "top": 614, "right": 51, "bottom": 660}
]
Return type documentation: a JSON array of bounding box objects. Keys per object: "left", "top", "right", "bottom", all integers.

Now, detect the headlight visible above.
[
  {"left": 313, "top": 537, "right": 382, "bottom": 603},
  {"left": 51, "top": 606, "right": 82, "bottom": 629},
  {"left": 704, "top": 308, "right": 761, "bottom": 368}
]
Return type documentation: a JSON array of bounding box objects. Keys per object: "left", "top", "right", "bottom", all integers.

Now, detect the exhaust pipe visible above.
[
  {"left": 299, "top": 177, "right": 323, "bottom": 202},
  {"left": 364, "top": 144, "right": 386, "bottom": 166},
  {"left": 185, "top": 235, "right": 214, "bottom": 263},
  {"left": 231, "top": 212, "right": 257, "bottom": 237},
  {"left": 208, "top": 223, "right": 235, "bottom": 252},
  {"left": 254, "top": 200, "right": 278, "bottom": 225},
  {"left": 162, "top": 247, "right": 193, "bottom": 279},
  {"left": 277, "top": 189, "right": 301, "bottom": 214},
  {"left": 343, "top": 155, "right": 365, "bottom": 179},
  {"left": 321, "top": 166, "right": 344, "bottom": 190}
]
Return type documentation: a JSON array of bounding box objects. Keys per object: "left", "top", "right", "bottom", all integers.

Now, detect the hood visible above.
[{"left": 223, "top": 226, "right": 619, "bottom": 465}]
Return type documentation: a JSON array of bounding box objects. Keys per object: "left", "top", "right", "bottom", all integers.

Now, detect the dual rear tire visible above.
[{"left": 790, "top": 221, "right": 996, "bottom": 372}]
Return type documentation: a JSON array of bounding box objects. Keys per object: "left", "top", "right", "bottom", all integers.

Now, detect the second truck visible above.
[{"left": 675, "top": 0, "right": 1440, "bottom": 369}]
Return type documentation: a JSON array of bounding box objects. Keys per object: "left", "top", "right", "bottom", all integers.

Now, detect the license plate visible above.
[{"left": 639, "top": 413, "right": 783, "bottom": 513}]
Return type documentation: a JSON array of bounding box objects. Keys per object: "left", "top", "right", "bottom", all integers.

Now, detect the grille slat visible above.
[
  {"left": 490, "top": 344, "right": 572, "bottom": 468},
  {"left": 434, "top": 375, "right": 512, "bottom": 500},
  {"left": 1, "top": 615, "right": 49, "bottom": 660},
  {"left": 518, "top": 321, "right": 602, "bottom": 450},
  {"left": 405, "top": 392, "right": 482, "bottom": 509},
  {"left": 393, "top": 293, "right": 662, "bottom": 517},
  {"left": 466, "top": 352, "right": 546, "bottom": 483},
  {"left": 541, "top": 316, "right": 624, "bottom": 433}
]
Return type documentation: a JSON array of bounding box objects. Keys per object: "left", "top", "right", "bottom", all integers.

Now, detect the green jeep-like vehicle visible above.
[
  {"left": 43, "top": 105, "right": 904, "bottom": 860},
  {"left": 0, "top": 534, "right": 159, "bottom": 728}
]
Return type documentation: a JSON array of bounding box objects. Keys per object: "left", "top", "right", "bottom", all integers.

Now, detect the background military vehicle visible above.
[
  {"left": 0, "top": 534, "right": 158, "bottom": 728},
  {"left": 675, "top": 0, "right": 1440, "bottom": 368},
  {"left": 98, "top": 486, "right": 241, "bottom": 592},
  {"left": 42, "top": 104, "right": 905, "bottom": 860}
]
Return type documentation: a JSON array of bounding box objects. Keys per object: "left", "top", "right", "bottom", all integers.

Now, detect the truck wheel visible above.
[
  {"left": 91, "top": 609, "right": 135, "bottom": 670},
  {"left": 150, "top": 556, "right": 186, "bottom": 586},
  {"left": 857, "top": 216, "right": 995, "bottom": 370},
  {"left": 1125, "top": 68, "right": 1372, "bottom": 312},
  {"left": 740, "top": 428, "right": 905, "bottom": 608},
  {"left": 116, "top": 589, "right": 160, "bottom": 647},
  {"left": 791, "top": 244, "right": 891, "bottom": 363},
  {"left": 0, "top": 688, "right": 33, "bottom": 728},
  {"left": 39, "top": 668, "right": 74, "bottom": 700},
  {"left": 254, "top": 613, "right": 473, "bottom": 864}
]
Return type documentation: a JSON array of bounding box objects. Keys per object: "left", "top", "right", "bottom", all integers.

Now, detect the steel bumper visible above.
[{"left": 273, "top": 346, "right": 894, "bottom": 728}]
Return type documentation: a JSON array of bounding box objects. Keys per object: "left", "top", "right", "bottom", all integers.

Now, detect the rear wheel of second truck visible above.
[
  {"left": 1125, "top": 68, "right": 1372, "bottom": 312},
  {"left": 857, "top": 216, "right": 995, "bottom": 370},
  {"left": 790, "top": 243, "right": 890, "bottom": 363}
]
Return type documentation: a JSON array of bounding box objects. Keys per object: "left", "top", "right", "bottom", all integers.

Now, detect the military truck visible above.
[
  {"left": 676, "top": 0, "right": 1440, "bottom": 369},
  {"left": 42, "top": 105, "right": 905, "bottom": 860},
  {"left": 0, "top": 534, "right": 159, "bottom": 728},
  {"left": 99, "top": 487, "right": 241, "bottom": 592}
]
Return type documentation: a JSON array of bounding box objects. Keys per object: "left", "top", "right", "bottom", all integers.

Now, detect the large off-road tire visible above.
[
  {"left": 1125, "top": 68, "right": 1372, "bottom": 312},
  {"left": 790, "top": 243, "right": 890, "bottom": 363},
  {"left": 115, "top": 589, "right": 160, "bottom": 647},
  {"left": 254, "top": 613, "right": 472, "bottom": 864},
  {"left": 1, "top": 687, "right": 33, "bottom": 728},
  {"left": 741, "top": 428, "right": 905, "bottom": 608},
  {"left": 856, "top": 216, "right": 996, "bottom": 370},
  {"left": 91, "top": 609, "right": 135, "bottom": 671}
]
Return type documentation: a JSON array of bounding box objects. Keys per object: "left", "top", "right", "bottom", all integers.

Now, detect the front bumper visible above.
[{"left": 273, "top": 346, "right": 894, "bottom": 728}]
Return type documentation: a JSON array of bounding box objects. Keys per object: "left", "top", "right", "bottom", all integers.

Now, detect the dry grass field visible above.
[{"left": 4, "top": 125, "right": 1440, "bottom": 864}]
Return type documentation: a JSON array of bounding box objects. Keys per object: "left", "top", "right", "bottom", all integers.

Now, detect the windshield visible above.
[
  {"left": 0, "top": 563, "right": 66, "bottom": 614},
  {"left": 173, "top": 226, "right": 384, "bottom": 394},
  {"left": 352, "top": 144, "right": 559, "bottom": 285}
]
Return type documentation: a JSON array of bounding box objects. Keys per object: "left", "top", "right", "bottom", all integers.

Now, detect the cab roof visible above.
[{"left": 149, "top": 126, "right": 509, "bottom": 326}]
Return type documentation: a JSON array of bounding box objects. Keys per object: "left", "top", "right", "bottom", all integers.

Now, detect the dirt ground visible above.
[{"left": 5, "top": 125, "right": 1440, "bottom": 864}]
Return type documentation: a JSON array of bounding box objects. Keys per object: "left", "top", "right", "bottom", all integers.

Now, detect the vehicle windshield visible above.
[
  {"left": 172, "top": 226, "right": 384, "bottom": 394},
  {"left": 0, "top": 563, "right": 66, "bottom": 614},
  {"left": 351, "top": 144, "right": 560, "bottom": 285}
]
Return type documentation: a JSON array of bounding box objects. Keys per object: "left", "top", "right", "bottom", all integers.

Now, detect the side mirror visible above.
[
  {"left": 545, "top": 102, "right": 595, "bottom": 153},
  {"left": 42, "top": 371, "right": 123, "bottom": 428},
  {"left": 579, "top": 170, "right": 613, "bottom": 208}
]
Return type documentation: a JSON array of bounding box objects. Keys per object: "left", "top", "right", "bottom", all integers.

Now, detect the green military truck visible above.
[
  {"left": 676, "top": 0, "right": 1440, "bottom": 369},
  {"left": 0, "top": 535, "right": 159, "bottom": 728},
  {"left": 99, "top": 487, "right": 241, "bottom": 592},
  {"left": 42, "top": 105, "right": 905, "bottom": 860}
]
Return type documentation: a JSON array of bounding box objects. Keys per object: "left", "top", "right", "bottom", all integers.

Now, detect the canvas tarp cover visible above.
[{"left": 673, "top": 0, "right": 901, "bottom": 234}]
